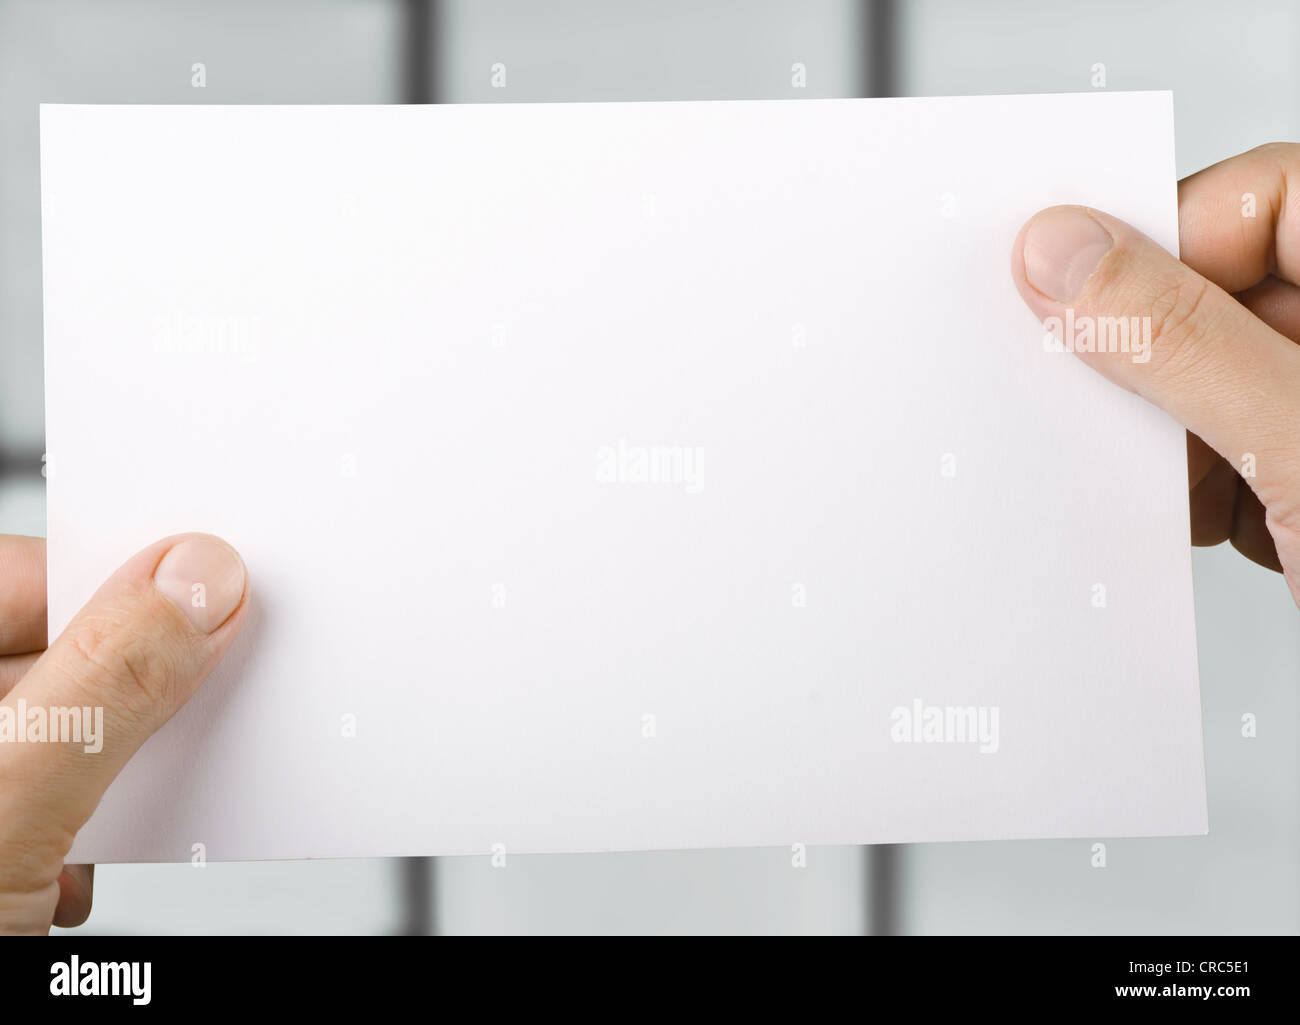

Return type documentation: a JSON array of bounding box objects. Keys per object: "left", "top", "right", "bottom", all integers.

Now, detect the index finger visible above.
[{"left": 1178, "top": 142, "right": 1300, "bottom": 291}]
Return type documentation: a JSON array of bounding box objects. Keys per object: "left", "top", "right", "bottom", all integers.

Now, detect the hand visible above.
[
  {"left": 0, "top": 534, "right": 248, "bottom": 933},
  {"left": 1010, "top": 143, "right": 1300, "bottom": 608}
]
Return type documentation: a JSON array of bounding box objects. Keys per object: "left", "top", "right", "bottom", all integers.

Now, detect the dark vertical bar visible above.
[
  {"left": 0, "top": 448, "right": 45, "bottom": 481},
  {"left": 403, "top": 0, "right": 437, "bottom": 103},
  {"left": 398, "top": 0, "right": 439, "bottom": 935},
  {"left": 867, "top": 843, "right": 901, "bottom": 935},
  {"left": 861, "top": 0, "right": 904, "bottom": 936},
  {"left": 400, "top": 856, "right": 434, "bottom": 935},
  {"left": 863, "top": 0, "right": 898, "bottom": 98}
]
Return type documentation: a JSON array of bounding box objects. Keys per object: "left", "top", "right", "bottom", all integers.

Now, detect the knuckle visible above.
[
  {"left": 1143, "top": 275, "right": 1216, "bottom": 383},
  {"left": 64, "top": 610, "right": 180, "bottom": 719}
]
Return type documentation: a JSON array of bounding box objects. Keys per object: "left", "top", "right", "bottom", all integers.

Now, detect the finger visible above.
[
  {"left": 1187, "top": 458, "right": 1283, "bottom": 570},
  {"left": 1177, "top": 142, "right": 1300, "bottom": 291},
  {"left": 0, "top": 536, "right": 46, "bottom": 655},
  {"left": 1189, "top": 458, "right": 1238, "bottom": 547},
  {"left": 0, "top": 533, "right": 248, "bottom": 896},
  {"left": 1236, "top": 275, "right": 1300, "bottom": 343},
  {"left": 1187, "top": 430, "right": 1239, "bottom": 550},
  {"left": 0, "top": 652, "right": 41, "bottom": 700},
  {"left": 1179, "top": 146, "right": 1300, "bottom": 550},
  {"left": 52, "top": 864, "right": 93, "bottom": 929},
  {"left": 1187, "top": 431, "right": 1223, "bottom": 490}
]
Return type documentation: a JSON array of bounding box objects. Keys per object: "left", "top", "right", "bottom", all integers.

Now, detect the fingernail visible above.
[
  {"left": 1022, "top": 208, "right": 1114, "bottom": 302},
  {"left": 153, "top": 537, "right": 246, "bottom": 634}
]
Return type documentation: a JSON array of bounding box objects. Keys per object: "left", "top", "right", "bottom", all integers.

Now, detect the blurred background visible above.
[{"left": 1, "top": 0, "right": 1297, "bottom": 934}]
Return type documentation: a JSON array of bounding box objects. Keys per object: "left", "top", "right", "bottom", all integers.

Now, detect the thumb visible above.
[
  {"left": 0, "top": 534, "right": 247, "bottom": 905},
  {"left": 1010, "top": 205, "right": 1300, "bottom": 582}
]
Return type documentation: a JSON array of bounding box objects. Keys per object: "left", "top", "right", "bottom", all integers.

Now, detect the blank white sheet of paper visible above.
[{"left": 40, "top": 93, "right": 1206, "bottom": 863}]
